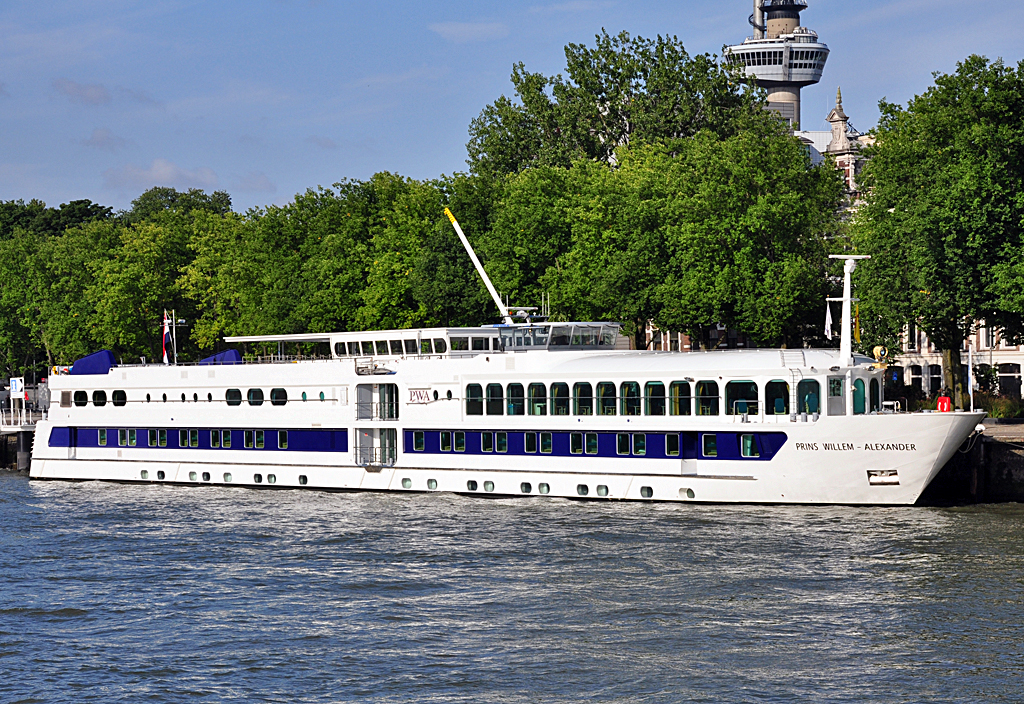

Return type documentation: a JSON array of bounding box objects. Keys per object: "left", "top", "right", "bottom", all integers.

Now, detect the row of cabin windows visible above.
[
  {"left": 334, "top": 338, "right": 452, "bottom": 357},
  {"left": 464, "top": 380, "right": 826, "bottom": 417},
  {"left": 412, "top": 430, "right": 680, "bottom": 457},
  {"left": 99, "top": 428, "right": 288, "bottom": 449},
  {"left": 71, "top": 388, "right": 326, "bottom": 407}
]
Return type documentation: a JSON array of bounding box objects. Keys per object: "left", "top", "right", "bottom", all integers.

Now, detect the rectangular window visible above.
[
  {"left": 702, "top": 434, "right": 717, "bottom": 457},
  {"left": 506, "top": 383, "right": 525, "bottom": 415},
  {"left": 481, "top": 432, "right": 493, "bottom": 453},
  {"left": 361, "top": 341, "right": 374, "bottom": 355},
  {"left": 245, "top": 430, "right": 254, "bottom": 448},
  {"left": 645, "top": 382, "right": 666, "bottom": 416},
  {"left": 375, "top": 341, "right": 389, "bottom": 356},
  {"left": 221, "top": 430, "right": 230, "bottom": 448},
  {"left": 179, "top": 429, "right": 188, "bottom": 447},
  {"left": 741, "top": 434, "right": 760, "bottom": 458},
  {"left": 669, "top": 381, "right": 691, "bottom": 416},
  {"left": 486, "top": 384, "right": 504, "bottom": 416},
  {"left": 159, "top": 429, "right": 167, "bottom": 447},
  {"left": 597, "top": 382, "right": 616, "bottom": 416},
  {"left": 570, "top": 432, "right": 583, "bottom": 454},
  {"left": 496, "top": 432, "right": 507, "bottom": 453},
  {"left": 550, "top": 383, "right": 570, "bottom": 416},
  {"left": 279, "top": 430, "right": 288, "bottom": 450},
  {"left": 696, "top": 381, "right": 720, "bottom": 416},
  {"left": 128, "top": 429, "right": 137, "bottom": 447},
  {"left": 420, "top": 339, "right": 433, "bottom": 355},
  {"left": 440, "top": 431, "right": 452, "bottom": 452},
  {"left": 211, "top": 430, "right": 220, "bottom": 448},
  {"left": 348, "top": 342, "right": 360, "bottom": 356},
  {"left": 189, "top": 429, "right": 198, "bottom": 448},
  {"left": 541, "top": 432, "right": 552, "bottom": 454},
  {"left": 255, "top": 430, "right": 264, "bottom": 449},
  {"left": 148, "top": 429, "right": 157, "bottom": 447},
  {"left": 666, "top": 434, "right": 680, "bottom": 457},
  {"left": 404, "top": 340, "right": 418, "bottom": 355},
  {"left": 617, "top": 433, "right": 630, "bottom": 455},
  {"left": 414, "top": 431, "right": 425, "bottom": 451},
  {"left": 472, "top": 337, "right": 488, "bottom": 351},
  {"left": 454, "top": 431, "right": 465, "bottom": 452},
  {"left": 119, "top": 429, "right": 128, "bottom": 447},
  {"left": 585, "top": 433, "right": 598, "bottom": 455},
  {"left": 525, "top": 432, "right": 537, "bottom": 453},
  {"left": 632, "top": 434, "right": 646, "bottom": 456},
  {"left": 99, "top": 429, "right": 107, "bottom": 446},
  {"left": 390, "top": 340, "right": 404, "bottom": 355},
  {"left": 466, "top": 384, "right": 483, "bottom": 415},
  {"left": 450, "top": 337, "right": 469, "bottom": 351}
]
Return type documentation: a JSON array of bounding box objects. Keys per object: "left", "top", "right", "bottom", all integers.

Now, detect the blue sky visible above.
[{"left": 1, "top": 0, "right": 1021, "bottom": 212}]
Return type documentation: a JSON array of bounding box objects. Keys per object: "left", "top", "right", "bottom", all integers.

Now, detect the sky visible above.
[{"left": 1, "top": 0, "right": 1021, "bottom": 212}]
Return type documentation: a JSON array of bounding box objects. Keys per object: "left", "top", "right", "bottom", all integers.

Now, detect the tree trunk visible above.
[{"left": 942, "top": 346, "right": 966, "bottom": 409}]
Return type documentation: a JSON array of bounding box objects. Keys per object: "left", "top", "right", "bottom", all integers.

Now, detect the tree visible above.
[
  {"left": 125, "top": 187, "right": 231, "bottom": 223},
  {"left": 853, "top": 55, "right": 1024, "bottom": 408},
  {"left": 467, "top": 30, "right": 766, "bottom": 178}
]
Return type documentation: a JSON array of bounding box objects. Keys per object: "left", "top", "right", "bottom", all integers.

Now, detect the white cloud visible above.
[
  {"left": 235, "top": 171, "right": 276, "bottom": 193},
  {"left": 103, "top": 158, "right": 218, "bottom": 191},
  {"left": 82, "top": 128, "right": 128, "bottom": 152},
  {"left": 428, "top": 21, "right": 508, "bottom": 44},
  {"left": 53, "top": 78, "right": 111, "bottom": 105},
  {"left": 306, "top": 135, "right": 338, "bottom": 150}
]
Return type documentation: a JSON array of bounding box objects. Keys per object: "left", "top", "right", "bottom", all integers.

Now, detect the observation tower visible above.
[{"left": 725, "top": 0, "right": 829, "bottom": 128}]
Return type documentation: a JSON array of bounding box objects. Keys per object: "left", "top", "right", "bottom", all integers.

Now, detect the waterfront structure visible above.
[
  {"left": 897, "top": 324, "right": 1024, "bottom": 400},
  {"left": 726, "top": 0, "right": 829, "bottom": 128}
]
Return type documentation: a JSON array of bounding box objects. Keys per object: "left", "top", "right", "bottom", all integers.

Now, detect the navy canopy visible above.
[
  {"left": 198, "top": 349, "right": 242, "bottom": 366},
  {"left": 70, "top": 350, "right": 117, "bottom": 376}
]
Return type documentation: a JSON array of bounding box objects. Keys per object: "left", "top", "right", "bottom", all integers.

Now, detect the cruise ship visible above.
[{"left": 29, "top": 213, "right": 984, "bottom": 504}]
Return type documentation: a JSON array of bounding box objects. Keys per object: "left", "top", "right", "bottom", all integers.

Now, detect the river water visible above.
[{"left": 1, "top": 473, "right": 1022, "bottom": 703}]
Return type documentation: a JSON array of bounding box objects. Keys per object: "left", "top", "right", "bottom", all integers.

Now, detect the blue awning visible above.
[
  {"left": 70, "top": 350, "right": 117, "bottom": 376},
  {"left": 198, "top": 349, "right": 242, "bottom": 366}
]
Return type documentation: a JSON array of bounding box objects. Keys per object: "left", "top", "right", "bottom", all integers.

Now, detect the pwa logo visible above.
[{"left": 408, "top": 389, "right": 432, "bottom": 404}]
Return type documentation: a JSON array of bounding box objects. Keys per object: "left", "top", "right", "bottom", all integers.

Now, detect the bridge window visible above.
[
  {"left": 573, "top": 383, "right": 593, "bottom": 415},
  {"left": 404, "top": 340, "right": 418, "bottom": 355},
  {"left": 766, "top": 381, "right": 789, "bottom": 415},
  {"left": 669, "top": 381, "right": 691, "bottom": 415},
  {"left": 696, "top": 381, "right": 720, "bottom": 416},
  {"left": 387, "top": 340, "right": 402, "bottom": 355},
  {"left": 620, "top": 382, "right": 640, "bottom": 416},
  {"left": 92, "top": 390, "right": 106, "bottom": 406},
  {"left": 506, "top": 383, "right": 525, "bottom": 415},
  {"left": 270, "top": 388, "right": 287, "bottom": 406},
  {"left": 420, "top": 339, "right": 433, "bottom": 355},
  {"left": 361, "top": 341, "right": 374, "bottom": 355},
  {"left": 334, "top": 342, "right": 346, "bottom": 356},
  {"left": 434, "top": 339, "right": 447, "bottom": 353},
  {"left": 472, "top": 337, "right": 489, "bottom": 351},
  {"left": 112, "top": 390, "right": 127, "bottom": 407},
  {"left": 597, "top": 382, "right": 616, "bottom": 416},
  {"left": 466, "top": 384, "right": 483, "bottom": 415},
  {"left": 797, "top": 379, "right": 820, "bottom": 414},
  {"left": 376, "top": 341, "right": 389, "bottom": 356},
  {"left": 726, "top": 381, "right": 759, "bottom": 415},
  {"left": 74, "top": 390, "right": 88, "bottom": 407},
  {"left": 486, "top": 384, "right": 503, "bottom": 415},
  {"left": 247, "top": 388, "right": 264, "bottom": 406},
  {"left": 450, "top": 337, "right": 469, "bottom": 351},
  {"left": 348, "top": 342, "right": 360, "bottom": 355},
  {"left": 528, "top": 383, "right": 547, "bottom": 415},
  {"left": 226, "top": 389, "right": 242, "bottom": 406},
  {"left": 644, "top": 382, "right": 665, "bottom": 415},
  {"left": 550, "top": 383, "right": 569, "bottom": 415}
]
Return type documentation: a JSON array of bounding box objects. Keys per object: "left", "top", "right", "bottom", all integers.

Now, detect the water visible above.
[{"left": 1, "top": 473, "right": 1022, "bottom": 703}]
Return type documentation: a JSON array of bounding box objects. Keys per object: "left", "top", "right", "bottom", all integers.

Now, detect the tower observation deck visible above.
[{"left": 725, "top": 0, "right": 829, "bottom": 128}]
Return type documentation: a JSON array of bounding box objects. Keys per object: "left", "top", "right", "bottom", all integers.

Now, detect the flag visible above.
[
  {"left": 824, "top": 302, "right": 833, "bottom": 341},
  {"left": 854, "top": 303, "right": 861, "bottom": 344},
  {"left": 162, "top": 312, "right": 171, "bottom": 364}
]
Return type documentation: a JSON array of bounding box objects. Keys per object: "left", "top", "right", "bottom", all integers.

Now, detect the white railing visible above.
[{"left": 355, "top": 446, "right": 397, "bottom": 467}]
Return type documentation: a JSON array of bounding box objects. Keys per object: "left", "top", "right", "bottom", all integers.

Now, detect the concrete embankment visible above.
[{"left": 919, "top": 420, "right": 1024, "bottom": 505}]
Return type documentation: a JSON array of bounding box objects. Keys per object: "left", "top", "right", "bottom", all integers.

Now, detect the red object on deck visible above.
[{"left": 937, "top": 396, "right": 952, "bottom": 412}]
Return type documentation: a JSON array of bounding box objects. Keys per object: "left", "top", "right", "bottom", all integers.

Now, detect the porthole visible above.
[
  {"left": 298, "top": 475, "right": 307, "bottom": 486},
  {"left": 92, "top": 390, "right": 107, "bottom": 406},
  {"left": 520, "top": 482, "right": 532, "bottom": 494},
  {"left": 189, "top": 471, "right": 197, "bottom": 481},
  {"left": 432, "top": 390, "right": 439, "bottom": 401},
  {"left": 254, "top": 473, "right": 263, "bottom": 483},
  {"left": 270, "top": 388, "right": 287, "bottom": 406},
  {"left": 202, "top": 472, "right": 211, "bottom": 482},
  {"left": 73, "top": 390, "right": 88, "bottom": 407},
  {"left": 207, "top": 393, "right": 212, "bottom": 402},
  {"left": 157, "top": 470, "right": 165, "bottom": 480},
  {"left": 597, "top": 485, "right": 608, "bottom": 497},
  {"left": 193, "top": 393, "right": 199, "bottom": 402},
  {"left": 140, "top": 470, "right": 149, "bottom": 480},
  {"left": 302, "top": 392, "right": 307, "bottom": 402},
  {"left": 247, "top": 388, "right": 263, "bottom": 406},
  {"left": 679, "top": 487, "right": 695, "bottom": 499},
  {"left": 539, "top": 483, "right": 550, "bottom": 494},
  {"left": 484, "top": 481, "right": 494, "bottom": 492},
  {"left": 446, "top": 390, "right": 452, "bottom": 400},
  {"left": 427, "top": 479, "right": 437, "bottom": 490},
  {"left": 112, "top": 390, "right": 127, "bottom": 407},
  {"left": 640, "top": 486, "right": 653, "bottom": 499},
  {"left": 267, "top": 474, "right": 276, "bottom": 484},
  {"left": 180, "top": 393, "right": 186, "bottom": 402},
  {"left": 162, "top": 393, "right": 167, "bottom": 403},
  {"left": 223, "top": 473, "right": 232, "bottom": 483},
  {"left": 577, "top": 484, "right": 589, "bottom": 496},
  {"left": 401, "top": 478, "right": 412, "bottom": 489},
  {"left": 319, "top": 391, "right": 325, "bottom": 402},
  {"left": 226, "top": 388, "right": 242, "bottom": 406},
  {"left": 146, "top": 393, "right": 151, "bottom": 403},
  {"left": 467, "top": 480, "right": 478, "bottom": 491}
]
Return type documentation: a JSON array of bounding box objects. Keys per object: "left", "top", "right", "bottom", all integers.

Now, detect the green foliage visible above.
[
  {"left": 467, "top": 30, "right": 766, "bottom": 177},
  {"left": 0, "top": 198, "right": 112, "bottom": 240},
  {"left": 125, "top": 187, "right": 232, "bottom": 223},
  {"left": 853, "top": 55, "right": 1024, "bottom": 405}
]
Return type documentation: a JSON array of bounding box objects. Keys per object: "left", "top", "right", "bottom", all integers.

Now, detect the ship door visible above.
[
  {"left": 68, "top": 427, "right": 78, "bottom": 460},
  {"left": 827, "top": 377, "right": 846, "bottom": 416},
  {"left": 355, "top": 427, "right": 397, "bottom": 467}
]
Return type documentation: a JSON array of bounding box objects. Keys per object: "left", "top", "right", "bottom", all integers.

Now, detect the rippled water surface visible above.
[{"left": 2, "top": 473, "right": 1023, "bottom": 703}]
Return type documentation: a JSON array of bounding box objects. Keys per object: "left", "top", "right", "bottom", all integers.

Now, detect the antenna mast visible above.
[{"left": 444, "top": 208, "right": 514, "bottom": 325}]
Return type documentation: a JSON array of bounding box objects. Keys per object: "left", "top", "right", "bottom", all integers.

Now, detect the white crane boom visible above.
[{"left": 444, "top": 208, "right": 514, "bottom": 325}]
